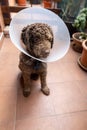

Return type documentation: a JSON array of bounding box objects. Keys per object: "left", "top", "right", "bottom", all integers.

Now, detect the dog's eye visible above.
[
  {"left": 29, "top": 35, "right": 34, "bottom": 43},
  {"left": 29, "top": 33, "right": 41, "bottom": 43},
  {"left": 34, "top": 35, "right": 41, "bottom": 43},
  {"left": 35, "top": 36, "right": 39, "bottom": 40}
]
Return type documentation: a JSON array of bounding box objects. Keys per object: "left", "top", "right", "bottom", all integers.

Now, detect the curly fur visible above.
[
  {"left": 21, "top": 23, "right": 53, "bottom": 58},
  {"left": 19, "top": 23, "right": 54, "bottom": 97}
]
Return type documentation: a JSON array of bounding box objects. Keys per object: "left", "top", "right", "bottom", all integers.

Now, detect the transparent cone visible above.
[{"left": 9, "top": 7, "right": 70, "bottom": 63}]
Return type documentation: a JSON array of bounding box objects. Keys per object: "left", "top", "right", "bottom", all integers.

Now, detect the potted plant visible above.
[
  {"left": 17, "top": 0, "right": 27, "bottom": 6},
  {"left": 78, "top": 39, "right": 87, "bottom": 71},
  {"left": 72, "top": 32, "right": 87, "bottom": 53},
  {"left": 73, "top": 8, "right": 87, "bottom": 32},
  {"left": 72, "top": 8, "right": 87, "bottom": 53},
  {"left": 43, "top": 0, "right": 52, "bottom": 8}
]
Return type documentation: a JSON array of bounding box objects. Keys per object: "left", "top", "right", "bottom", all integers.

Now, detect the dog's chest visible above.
[{"left": 19, "top": 53, "right": 47, "bottom": 73}]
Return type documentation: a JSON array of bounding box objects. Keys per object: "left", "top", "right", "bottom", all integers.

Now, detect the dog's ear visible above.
[
  {"left": 21, "top": 25, "right": 32, "bottom": 46},
  {"left": 21, "top": 26, "right": 28, "bottom": 45},
  {"left": 29, "top": 35, "right": 34, "bottom": 50},
  {"left": 21, "top": 25, "right": 35, "bottom": 52}
]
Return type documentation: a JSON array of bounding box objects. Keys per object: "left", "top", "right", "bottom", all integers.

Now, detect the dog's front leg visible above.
[
  {"left": 40, "top": 72, "right": 50, "bottom": 95},
  {"left": 22, "top": 72, "right": 31, "bottom": 97}
]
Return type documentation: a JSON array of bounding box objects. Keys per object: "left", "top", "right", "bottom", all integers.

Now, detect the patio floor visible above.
[{"left": 0, "top": 37, "right": 87, "bottom": 130}]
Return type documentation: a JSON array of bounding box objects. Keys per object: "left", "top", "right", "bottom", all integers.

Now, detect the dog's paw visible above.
[
  {"left": 41, "top": 86, "right": 50, "bottom": 96},
  {"left": 23, "top": 88, "right": 31, "bottom": 97}
]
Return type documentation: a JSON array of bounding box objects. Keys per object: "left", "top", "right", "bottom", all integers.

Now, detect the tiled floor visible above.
[{"left": 0, "top": 37, "right": 87, "bottom": 130}]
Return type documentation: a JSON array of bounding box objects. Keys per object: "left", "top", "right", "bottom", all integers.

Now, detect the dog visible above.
[{"left": 19, "top": 23, "right": 54, "bottom": 97}]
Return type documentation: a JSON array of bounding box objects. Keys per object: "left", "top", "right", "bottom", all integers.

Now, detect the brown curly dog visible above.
[{"left": 19, "top": 23, "right": 54, "bottom": 97}]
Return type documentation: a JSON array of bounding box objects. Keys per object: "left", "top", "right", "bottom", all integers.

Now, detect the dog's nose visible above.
[
  {"left": 45, "top": 50, "right": 50, "bottom": 54},
  {"left": 41, "top": 49, "right": 50, "bottom": 58}
]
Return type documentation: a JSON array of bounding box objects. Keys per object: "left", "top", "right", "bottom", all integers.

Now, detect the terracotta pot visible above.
[
  {"left": 17, "top": 0, "right": 26, "bottom": 6},
  {"left": 43, "top": 0, "right": 52, "bottom": 8},
  {"left": 78, "top": 40, "right": 87, "bottom": 71},
  {"left": 72, "top": 32, "right": 83, "bottom": 53},
  {"left": 79, "top": 40, "right": 87, "bottom": 69}
]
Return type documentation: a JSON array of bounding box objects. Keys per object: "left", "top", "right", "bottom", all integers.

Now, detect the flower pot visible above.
[
  {"left": 43, "top": 0, "right": 52, "bottom": 8},
  {"left": 78, "top": 40, "right": 87, "bottom": 71},
  {"left": 17, "top": 0, "right": 26, "bottom": 6},
  {"left": 72, "top": 32, "right": 83, "bottom": 53}
]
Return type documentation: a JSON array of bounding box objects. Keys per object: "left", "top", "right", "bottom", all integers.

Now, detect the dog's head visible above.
[{"left": 21, "top": 23, "right": 54, "bottom": 58}]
